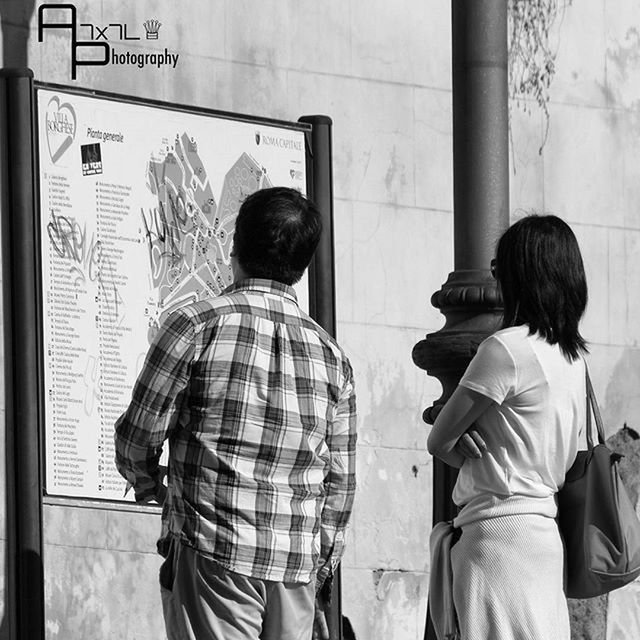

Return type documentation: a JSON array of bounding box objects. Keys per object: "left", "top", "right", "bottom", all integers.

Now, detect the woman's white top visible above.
[{"left": 453, "top": 325, "right": 586, "bottom": 527}]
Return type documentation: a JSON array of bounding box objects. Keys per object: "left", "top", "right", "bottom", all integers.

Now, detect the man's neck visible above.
[{"left": 231, "top": 259, "right": 250, "bottom": 283}]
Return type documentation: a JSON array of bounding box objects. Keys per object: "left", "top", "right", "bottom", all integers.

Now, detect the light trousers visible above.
[{"left": 160, "top": 539, "right": 315, "bottom": 640}]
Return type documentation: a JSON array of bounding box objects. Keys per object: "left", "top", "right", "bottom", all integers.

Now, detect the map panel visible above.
[{"left": 37, "top": 88, "right": 308, "bottom": 502}]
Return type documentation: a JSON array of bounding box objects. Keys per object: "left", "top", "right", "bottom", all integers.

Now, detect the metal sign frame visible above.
[{"left": 1, "top": 69, "right": 340, "bottom": 639}]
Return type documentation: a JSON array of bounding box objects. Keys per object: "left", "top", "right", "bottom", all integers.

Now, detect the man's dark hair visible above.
[
  {"left": 233, "top": 187, "right": 322, "bottom": 285},
  {"left": 495, "top": 214, "right": 588, "bottom": 361}
]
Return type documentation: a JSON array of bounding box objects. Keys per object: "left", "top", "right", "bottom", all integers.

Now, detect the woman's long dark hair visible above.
[{"left": 495, "top": 214, "right": 588, "bottom": 361}]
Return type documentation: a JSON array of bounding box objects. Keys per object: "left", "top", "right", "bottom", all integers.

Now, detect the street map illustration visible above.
[{"left": 143, "top": 135, "right": 273, "bottom": 332}]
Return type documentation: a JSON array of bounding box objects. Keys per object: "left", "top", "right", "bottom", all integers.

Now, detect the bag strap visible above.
[{"left": 585, "top": 364, "right": 605, "bottom": 449}]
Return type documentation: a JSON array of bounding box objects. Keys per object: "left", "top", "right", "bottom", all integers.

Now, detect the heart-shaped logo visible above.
[{"left": 45, "top": 96, "right": 77, "bottom": 164}]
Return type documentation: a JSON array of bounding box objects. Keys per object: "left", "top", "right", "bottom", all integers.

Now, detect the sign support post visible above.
[
  {"left": 299, "top": 115, "right": 342, "bottom": 640},
  {"left": 0, "top": 67, "right": 45, "bottom": 640}
]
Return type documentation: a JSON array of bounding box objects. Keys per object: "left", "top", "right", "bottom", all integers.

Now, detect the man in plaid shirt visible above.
[{"left": 115, "top": 187, "right": 357, "bottom": 640}]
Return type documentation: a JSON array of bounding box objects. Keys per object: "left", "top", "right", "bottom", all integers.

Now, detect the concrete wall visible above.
[
  {"left": 512, "top": 2, "right": 640, "bottom": 636},
  {"left": 0, "top": 0, "right": 638, "bottom": 638},
  {"left": 540, "top": 4, "right": 640, "bottom": 635}
]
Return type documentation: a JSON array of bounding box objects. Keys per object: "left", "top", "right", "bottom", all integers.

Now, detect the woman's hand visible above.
[
  {"left": 427, "top": 386, "right": 493, "bottom": 468},
  {"left": 454, "top": 429, "right": 487, "bottom": 460}
]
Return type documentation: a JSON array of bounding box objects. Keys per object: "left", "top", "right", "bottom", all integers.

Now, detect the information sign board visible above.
[{"left": 36, "top": 87, "right": 309, "bottom": 501}]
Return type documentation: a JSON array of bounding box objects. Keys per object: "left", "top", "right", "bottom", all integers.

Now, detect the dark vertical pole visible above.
[
  {"left": 298, "top": 115, "right": 341, "bottom": 640},
  {"left": 299, "top": 115, "right": 336, "bottom": 336},
  {"left": 0, "top": 1, "right": 37, "bottom": 69},
  {"left": 412, "top": 2, "right": 509, "bottom": 638},
  {"left": 452, "top": 1, "right": 510, "bottom": 272},
  {"left": 0, "top": 68, "right": 44, "bottom": 640}
]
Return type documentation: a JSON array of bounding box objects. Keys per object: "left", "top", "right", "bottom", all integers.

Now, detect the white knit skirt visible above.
[{"left": 450, "top": 514, "right": 570, "bottom": 640}]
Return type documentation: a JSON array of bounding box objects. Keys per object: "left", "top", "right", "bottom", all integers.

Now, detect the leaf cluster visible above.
[{"left": 508, "top": 0, "right": 573, "bottom": 151}]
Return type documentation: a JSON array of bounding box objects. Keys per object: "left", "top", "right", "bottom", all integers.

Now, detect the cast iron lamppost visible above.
[{"left": 412, "top": 1, "right": 509, "bottom": 637}]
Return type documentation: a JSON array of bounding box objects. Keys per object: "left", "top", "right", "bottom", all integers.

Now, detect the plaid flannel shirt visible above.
[{"left": 115, "top": 279, "right": 356, "bottom": 587}]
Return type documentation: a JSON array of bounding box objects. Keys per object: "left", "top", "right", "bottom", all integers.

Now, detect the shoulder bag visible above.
[{"left": 557, "top": 367, "right": 640, "bottom": 599}]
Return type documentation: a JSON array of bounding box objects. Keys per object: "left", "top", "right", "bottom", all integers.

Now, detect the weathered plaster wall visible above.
[
  {"left": 511, "top": 1, "right": 640, "bottom": 636},
  {"left": 0, "top": 0, "right": 638, "bottom": 638}
]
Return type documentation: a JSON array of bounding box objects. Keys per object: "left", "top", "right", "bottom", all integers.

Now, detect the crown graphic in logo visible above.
[{"left": 143, "top": 19, "right": 161, "bottom": 40}]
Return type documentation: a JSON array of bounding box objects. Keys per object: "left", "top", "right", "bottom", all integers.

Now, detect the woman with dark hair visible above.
[{"left": 427, "top": 215, "right": 588, "bottom": 639}]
